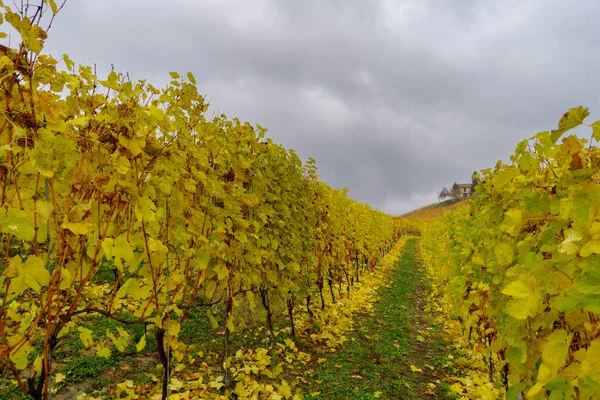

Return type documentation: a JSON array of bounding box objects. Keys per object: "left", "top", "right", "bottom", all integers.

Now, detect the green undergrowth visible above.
[{"left": 304, "top": 239, "right": 455, "bottom": 399}]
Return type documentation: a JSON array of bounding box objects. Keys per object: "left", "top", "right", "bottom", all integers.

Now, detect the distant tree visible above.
[
  {"left": 451, "top": 182, "right": 461, "bottom": 199},
  {"left": 471, "top": 171, "right": 480, "bottom": 193},
  {"left": 438, "top": 187, "right": 451, "bottom": 201}
]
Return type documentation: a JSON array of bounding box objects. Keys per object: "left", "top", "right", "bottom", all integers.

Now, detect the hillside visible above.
[{"left": 403, "top": 197, "right": 469, "bottom": 219}]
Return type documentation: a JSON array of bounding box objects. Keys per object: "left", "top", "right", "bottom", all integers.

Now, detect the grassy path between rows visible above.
[{"left": 305, "top": 239, "right": 454, "bottom": 399}]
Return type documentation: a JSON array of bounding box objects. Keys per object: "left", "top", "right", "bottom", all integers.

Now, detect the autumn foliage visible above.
[
  {"left": 422, "top": 107, "right": 600, "bottom": 399},
  {"left": 0, "top": 2, "right": 410, "bottom": 399}
]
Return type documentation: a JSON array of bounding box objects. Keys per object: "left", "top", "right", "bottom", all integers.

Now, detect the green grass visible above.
[{"left": 304, "top": 239, "right": 454, "bottom": 399}]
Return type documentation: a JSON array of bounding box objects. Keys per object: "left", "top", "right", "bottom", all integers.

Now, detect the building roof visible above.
[{"left": 457, "top": 183, "right": 472, "bottom": 188}]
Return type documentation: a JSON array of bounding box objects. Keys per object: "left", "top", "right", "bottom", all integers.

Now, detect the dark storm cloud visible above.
[{"left": 31, "top": 0, "right": 600, "bottom": 213}]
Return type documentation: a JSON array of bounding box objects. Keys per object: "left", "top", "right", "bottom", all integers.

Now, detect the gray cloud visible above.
[{"left": 30, "top": 0, "right": 600, "bottom": 213}]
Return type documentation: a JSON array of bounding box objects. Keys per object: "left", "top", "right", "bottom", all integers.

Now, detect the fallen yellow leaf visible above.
[
  {"left": 410, "top": 364, "right": 423, "bottom": 373},
  {"left": 54, "top": 373, "right": 66, "bottom": 384}
]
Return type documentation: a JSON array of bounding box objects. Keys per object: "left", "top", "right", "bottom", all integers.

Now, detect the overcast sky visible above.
[{"left": 20, "top": 0, "right": 600, "bottom": 213}]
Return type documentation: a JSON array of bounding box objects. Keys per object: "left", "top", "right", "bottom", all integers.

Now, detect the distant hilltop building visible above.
[
  {"left": 438, "top": 183, "right": 474, "bottom": 201},
  {"left": 457, "top": 183, "right": 473, "bottom": 197}
]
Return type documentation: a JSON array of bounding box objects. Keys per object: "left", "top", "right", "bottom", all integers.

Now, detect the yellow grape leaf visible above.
[
  {"left": 60, "top": 268, "right": 72, "bottom": 290},
  {"left": 527, "top": 329, "right": 572, "bottom": 396},
  {"left": 234, "top": 231, "right": 248, "bottom": 243},
  {"left": 213, "top": 262, "right": 229, "bottom": 281},
  {"left": 374, "top": 391, "right": 382, "bottom": 398},
  {"left": 5, "top": 255, "right": 21, "bottom": 278},
  {"left": 578, "top": 340, "right": 600, "bottom": 382},
  {"left": 116, "top": 278, "right": 152, "bottom": 300},
  {"left": 277, "top": 381, "right": 293, "bottom": 398},
  {"left": 134, "top": 196, "right": 156, "bottom": 222},
  {"left": 33, "top": 355, "right": 43, "bottom": 373},
  {"left": 102, "top": 235, "right": 134, "bottom": 270},
  {"left": 115, "top": 278, "right": 134, "bottom": 299},
  {"left": 246, "top": 290, "right": 256, "bottom": 309},
  {"left": 591, "top": 120, "right": 600, "bottom": 141},
  {"left": 174, "top": 364, "right": 185, "bottom": 373},
  {"left": 22, "top": 255, "right": 50, "bottom": 293},
  {"left": 195, "top": 248, "right": 209, "bottom": 270},
  {"left": 107, "top": 328, "right": 130, "bottom": 352},
  {"left": 284, "top": 338, "right": 297, "bottom": 352},
  {"left": 67, "top": 116, "right": 88, "bottom": 126},
  {"left": 209, "top": 376, "right": 224, "bottom": 389},
  {"left": 500, "top": 208, "right": 523, "bottom": 236},
  {"left": 297, "top": 352, "right": 311, "bottom": 363},
  {"left": 10, "top": 341, "right": 33, "bottom": 370},
  {"left": 187, "top": 72, "right": 196, "bottom": 85},
  {"left": 148, "top": 105, "right": 165, "bottom": 121},
  {"left": 527, "top": 364, "right": 552, "bottom": 397},
  {"left": 558, "top": 229, "right": 582, "bottom": 255},
  {"left": 272, "top": 363, "right": 283, "bottom": 377},
  {"left": 168, "top": 377, "right": 184, "bottom": 391},
  {"left": 116, "top": 156, "right": 131, "bottom": 174},
  {"left": 95, "top": 345, "right": 111, "bottom": 359},
  {"left": 551, "top": 106, "right": 589, "bottom": 143},
  {"left": 590, "top": 222, "right": 600, "bottom": 240},
  {"left": 54, "top": 373, "right": 66, "bottom": 384},
  {"left": 148, "top": 237, "right": 167, "bottom": 254},
  {"left": 62, "top": 220, "right": 96, "bottom": 235},
  {"left": 168, "top": 321, "right": 181, "bottom": 338},
  {"left": 580, "top": 240, "right": 600, "bottom": 257},
  {"left": 502, "top": 277, "right": 534, "bottom": 299},
  {"left": 207, "top": 309, "right": 219, "bottom": 329},
  {"left": 501, "top": 275, "right": 542, "bottom": 319},
  {"left": 118, "top": 134, "right": 146, "bottom": 157},
  {"left": 494, "top": 242, "right": 514, "bottom": 266},
  {"left": 136, "top": 334, "right": 147, "bottom": 352},
  {"left": 0, "top": 208, "right": 35, "bottom": 241},
  {"left": 116, "top": 235, "right": 135, "bottom": 260},
  {"left": 410, "top": 365, "right": 422, "bottom": 373},
  {"left": 48, "top": 0, "right": 58, "bottom": 14},
  {"left": 8, "top": 275, "right": 28, "bottom": 297},
  {"left": 543, "top": 329, "right": 571, "bottom": 370},
  {"left": 130, "top": 279, "right": 152, "bottom": 301},
  {"left": 78, "top": 326, "right": 94, "bottom": 348},
  {"left": 450, "top": 383, "right": 463, "bottom": 394},
  {"left": 35, "top": 200, "right": 53, "bottom": 223}
]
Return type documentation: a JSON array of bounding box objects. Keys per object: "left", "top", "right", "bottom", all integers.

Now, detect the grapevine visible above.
[
  {"left": 0, "top": 2, "right": 407, "bottom": 399},
  {"left": 422, "top": 106, "right": 600, "bottom": 399}
]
